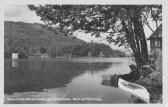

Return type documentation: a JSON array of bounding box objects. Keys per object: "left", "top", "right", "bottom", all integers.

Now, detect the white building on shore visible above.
[{"left": 12, "top": 53, "right": 18, "bottom": 59}]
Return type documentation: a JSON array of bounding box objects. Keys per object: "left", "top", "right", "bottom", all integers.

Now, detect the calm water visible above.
[{"left": 4, "top": 58, "right": 145, "bottom": 104}]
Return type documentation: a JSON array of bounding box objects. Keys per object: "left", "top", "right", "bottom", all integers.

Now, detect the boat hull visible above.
[{"left": 118, "top": 78, "right": 150, "bottom": 103}]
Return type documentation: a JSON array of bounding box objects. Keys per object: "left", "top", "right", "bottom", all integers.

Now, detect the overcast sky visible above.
[
  {"left": 4, "top": 5, "right": 42, "bottom": 23},
  {"left": 4, "top": 5, "right": 157, "bottom": 52}
]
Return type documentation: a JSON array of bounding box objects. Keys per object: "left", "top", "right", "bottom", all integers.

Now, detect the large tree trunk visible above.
[
  {"left": 121, "top": 10, "right": 149, "bottom": 68},
  {"left": 131, "top": 9, "right": 149, "bottom": 65},
  {"left": 121, "top": 20, "right": 141, "bottom": 67}
]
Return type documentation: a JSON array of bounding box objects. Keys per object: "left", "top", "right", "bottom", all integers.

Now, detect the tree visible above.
[
  {"left": 40, "top": 46, "right": 47, "bottom": 54},
  {"left": 28, "top": 5, "right": 162, "bottom": 67}
]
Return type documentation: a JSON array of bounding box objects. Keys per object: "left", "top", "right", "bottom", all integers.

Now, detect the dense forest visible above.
[{"left": 4, "top": 21, "right": 126, "bottom": 58}]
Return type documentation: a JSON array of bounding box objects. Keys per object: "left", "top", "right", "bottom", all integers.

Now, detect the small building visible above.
[
  {"left": 12, "top": 53, "right": 18, "bottom": 59},
  {"left": 99, "top": 51, "right": 104, "bottom": 57},
  {"left": 41, "top": 54, "right": 49, "bottom": 58},
  {"left": 147, "top": 24, "right": 162, "bottom": 55},
  {"left": 68, "top": 53, "right": 73, "bottom": 58},
  {"left": 87, "top": 50, "right": 92, "bottom": 57}
]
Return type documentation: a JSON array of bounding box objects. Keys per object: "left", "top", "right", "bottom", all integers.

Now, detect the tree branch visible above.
[
  {"left": 155, "top": 19, "right": 158, "bottom": 28},
  {"left": 142, "top": 13, "right": 155, "bottom": 33}
]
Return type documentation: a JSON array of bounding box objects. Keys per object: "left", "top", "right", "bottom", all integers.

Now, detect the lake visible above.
[{"left": 4, "top": 57, "right": 146, "bottom": 104}]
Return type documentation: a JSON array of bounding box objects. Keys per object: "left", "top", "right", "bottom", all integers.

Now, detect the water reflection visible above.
[
  {"left": 5, "top": 59, "right": 112, "bottom": 94},
  {"left": 129, "top": 95, "right": 146, "bottom": 103},
  {"left": 12, "top": 59, "right": 18, "bottom": 68},
  {"left": 5, "top": 58, "right": 155, "bottom": 104}
]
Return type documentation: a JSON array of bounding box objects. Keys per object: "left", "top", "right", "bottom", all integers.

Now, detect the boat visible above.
[{"left": 118, "top": 78, "right": 150, "bottom": 103}]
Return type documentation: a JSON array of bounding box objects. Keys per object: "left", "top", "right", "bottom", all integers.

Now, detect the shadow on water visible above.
[{"left": 4, "top": 59, "right": 112, "bottom": 94}]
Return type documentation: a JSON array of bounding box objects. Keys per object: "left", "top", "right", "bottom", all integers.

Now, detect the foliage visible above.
[
  {"left": 135, "top": 77, "right": 152, "bottom": 85},
  {"left": 28, "top": 5, "right": 162, "bottom": 67},
  {"left": 40, "top": 46, "right": 47, "bottom": 54},
  {"left": 128, "top": 49, "right": 162, "bottom": 87},
  {"left": 140, "top": 65, "right": 153, "bottom": 77},
  {"left": 4, "top": 21, "right": 126, "bottom": 58},
  {"left": 133, "top": 56, "right": 162, "bottom": 103},
  {"left": 4, "top": 21, "right": 84, "bottom": 58},
  {"left": 148, "top": 50, "right": 162, "bottom": 86},
  {"left": 134, "top": 50, "right": 162, "bottom": 87},
  {"left": 48, "top": 42, "right": 126, "bottom": 57},
  {"left": 73, "top": 43, "right": 126, "bottom": 57},
  {"left": 149, "top": 71, "right": 162, "bottom": 86}
]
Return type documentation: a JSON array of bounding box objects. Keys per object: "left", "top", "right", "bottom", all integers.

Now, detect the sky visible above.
[
  {"left": 4, "top": 5, "right": 157, "bottom": 52},
  {"left": 4, "top": 5, "right": 42, "bottom": 24}
]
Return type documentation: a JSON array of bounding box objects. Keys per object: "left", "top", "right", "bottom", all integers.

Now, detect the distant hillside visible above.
[
  {"left": 72, "top": 43, "right": 126, "bottom": 57},
  {"left": 4, "top": 21, "right": 85, "bottom": 58},
  {"left": 4, "top": 21, "right": 126, "bottom": 58}
]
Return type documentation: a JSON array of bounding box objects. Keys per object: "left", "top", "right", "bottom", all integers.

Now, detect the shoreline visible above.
[{"left": 5, "top": 56, "right": 130, "bottom": 60}]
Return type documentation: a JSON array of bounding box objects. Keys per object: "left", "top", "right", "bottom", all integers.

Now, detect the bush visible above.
[
  {"left": 140, "top": 65, "right": 153, "bottom": 78},
  {"left": 128, "top": 64, "right": 141, "bottom": 80},
  {"left": 18, "top": 52, "right": 28, "bottom": 58},
  {"left": 135, "top": 77, "right": 152, "bottom": 85},
  {"left": 149, "top": 50, "right": 162, "bottom": 87},
  {"left": 40, "top": 46, "right": 47, "bottom": 54},
  {"left": 149, "top": 71, "right": 162, "bottom": 87},
  {"left": 135, "top": 50, "right": 162, "bottom": 87}
]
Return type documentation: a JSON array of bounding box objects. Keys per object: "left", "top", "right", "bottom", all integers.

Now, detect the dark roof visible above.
[{"left": 147, "top": 24, "right": 162, "bottom": 40}]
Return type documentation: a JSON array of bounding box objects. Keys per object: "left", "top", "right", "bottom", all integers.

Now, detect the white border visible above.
[
  {"left": 0, "top": 0, "right": 168, "bottom": 107},
  {"left": 0, "top": 0, "right": 4, "bottom": 105},
  {"left": 1, "top": 0, "right": 165, "bottom": 5},
  {"left": 163, "top": 0, "right": 168, "bottom": 105}
]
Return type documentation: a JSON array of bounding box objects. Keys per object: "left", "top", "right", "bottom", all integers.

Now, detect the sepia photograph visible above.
[{"left": 3, "top": 4, "right": 163, "bottom": 104}]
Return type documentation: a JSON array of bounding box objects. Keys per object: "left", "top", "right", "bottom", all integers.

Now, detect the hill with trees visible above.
[{"left": 4, "top": 21, "right": 126, "bottom": 58}]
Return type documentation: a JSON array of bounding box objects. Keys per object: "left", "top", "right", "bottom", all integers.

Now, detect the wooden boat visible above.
[{"left": 118, "top": 78, "right": 150, "bottom": 103}]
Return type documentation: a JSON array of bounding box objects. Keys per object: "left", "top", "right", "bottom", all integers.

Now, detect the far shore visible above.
[{"left": 5, "top": 56, "right": 131, "bottom": 60}]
